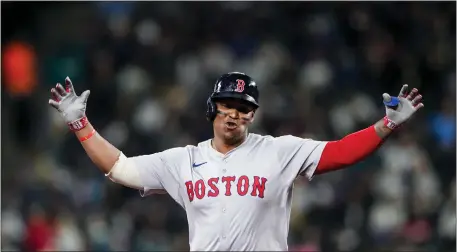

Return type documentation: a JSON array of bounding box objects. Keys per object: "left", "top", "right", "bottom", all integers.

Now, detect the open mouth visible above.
[{"left": 225, "top": 121, "right": 237, "bottom": 129}]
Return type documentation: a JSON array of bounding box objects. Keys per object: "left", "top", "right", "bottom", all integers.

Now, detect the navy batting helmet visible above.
[{"left": 206, "top": 72, "right": 259, "bottom": 121}]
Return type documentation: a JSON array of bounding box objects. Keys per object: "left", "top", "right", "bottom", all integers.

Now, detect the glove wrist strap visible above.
[
  {"left": 383, "top": 116, "right": 398, "bottom": 130},
  {"left": 68, "top": 116, "right": 88, "bottom": 132}
]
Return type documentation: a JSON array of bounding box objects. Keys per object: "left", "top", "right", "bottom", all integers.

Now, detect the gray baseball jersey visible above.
[{"left": 132, "top": 133, "right": 327, "bottom": 251}]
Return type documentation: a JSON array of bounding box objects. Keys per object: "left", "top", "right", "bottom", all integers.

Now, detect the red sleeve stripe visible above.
[{"left": 315, "top": 125, "right": 384, "bottom": 174}]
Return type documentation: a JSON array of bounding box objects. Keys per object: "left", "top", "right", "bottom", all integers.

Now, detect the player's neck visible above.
[{"left": 212, "top": 135, "right": 247, "bottom": 155}]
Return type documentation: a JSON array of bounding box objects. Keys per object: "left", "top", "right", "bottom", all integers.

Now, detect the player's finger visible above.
[
  {"left": 56, "top": 83, "right": 66, "bottom": 96},
  {"left": 51, "top": 88, "right": 62, "bottom": 101},
  {"left": 49, "top": 99, "right": 60, "bottom": 109},
  {"left": 65, "top": 76, "right": 75, "bottom": 93},
  {"left": 411, "top": 94, "right": 422, "bottom": 106},
  {"left": 80, "top": 90, "right": 91, "bottom": 104},
  {"left": 406, "top": 88, "right": 418, "bottom": 101},
  {"left": 398, "top": 84, "right": 408, "bottom": 97},
  {"left": 382, "top": 93, "right": 392, "bottom": 103},
  {"left": 383, "top": 93, "right": 399, "bottom": 109},
  {"left": 414, "top": 102, "right": 424, "bottom": 111}
]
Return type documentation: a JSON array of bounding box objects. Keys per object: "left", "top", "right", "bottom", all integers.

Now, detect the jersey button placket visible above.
[
  {"left": 221, "top": 159, "right": 228, "bottom": 216},
  {"left": 220, "top": 204, "right": 229, "bottom": 248},
  {"left": 221, "top": 157, "right": 228, "bottom": 173},
  {"left": 220, "top": 158, "right": 230, "bottom": 248}
]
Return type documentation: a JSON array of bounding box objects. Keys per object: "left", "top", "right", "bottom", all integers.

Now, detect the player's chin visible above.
[
  {"left": 223, "top": 134, "right": 243, "bottom": 145},
  {"left": 223, "top": 129, "right": 237, "bottom": 138},
  {"left": 222, "top": 127, "right": 241, "bottom": 137}
]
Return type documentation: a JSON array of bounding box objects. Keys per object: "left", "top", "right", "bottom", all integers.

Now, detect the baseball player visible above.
[{"left": 49, "top": 72, "right": 424, "bottom": 251}]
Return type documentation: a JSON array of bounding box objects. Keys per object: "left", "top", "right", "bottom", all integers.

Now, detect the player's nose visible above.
[{"left": 227, "top": 109, "right": 239, "bottom": 119}]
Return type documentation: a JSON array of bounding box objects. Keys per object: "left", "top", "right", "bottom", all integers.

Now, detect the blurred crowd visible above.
[{"left": 2, "top": 2, "right": 456, "bottom": 252}]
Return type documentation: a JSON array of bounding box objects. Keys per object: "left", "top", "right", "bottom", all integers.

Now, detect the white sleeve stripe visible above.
[{"left": 106, "top": 152, "right": 144, "bottom": 190}]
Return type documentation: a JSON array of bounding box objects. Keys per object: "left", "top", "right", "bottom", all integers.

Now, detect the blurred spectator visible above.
[
  {"left": 2, "top": 41, "right": 38, "bottom": 97},
  {"left": 429, "top": 96, "right": 456, "bottom": 150}
]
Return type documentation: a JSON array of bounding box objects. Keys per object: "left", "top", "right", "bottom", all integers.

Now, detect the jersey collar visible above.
[{"left": 208, "top": 133, "right": 252, "bottom": 158}]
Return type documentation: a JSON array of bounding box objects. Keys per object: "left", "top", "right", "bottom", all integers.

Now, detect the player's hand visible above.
[
  {"left": 48, "top": 77, "right": 91, "bottom": 131},
  {"left": 382, "top": 84, "right": 424, "bottom": 130}
]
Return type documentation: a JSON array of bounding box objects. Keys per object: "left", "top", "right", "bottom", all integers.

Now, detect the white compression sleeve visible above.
[{"left": 105, "top": 152, "right": 143, "bottom": 189}]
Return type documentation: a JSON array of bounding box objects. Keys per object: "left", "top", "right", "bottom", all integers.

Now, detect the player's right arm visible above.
[
  {"left": 48, "top": 77, "right": 121, "bottom": 173},
  {"left": 49, "top": 77, "right": 185, "bottom": 201},
  {"left": 73, "top": 122, "right": 120, "bottom": 175},
  {"left": 48, "top": 77, "right": 146, "bottom": 190}
]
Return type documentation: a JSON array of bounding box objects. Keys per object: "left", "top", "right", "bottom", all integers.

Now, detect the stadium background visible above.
[{"left": 1, "top": 2, "right": 455, "bottom": 251}]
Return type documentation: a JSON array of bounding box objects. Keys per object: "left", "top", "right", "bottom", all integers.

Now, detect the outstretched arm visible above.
[
  {"left": 49, "top": 77, "right": 141, "bottom": 189},
  {"left": 49, "top": 77, "right": 120, "bottom": 174},
  {"left": 315, "top": 85, "right": 424, "bottom": 175}
]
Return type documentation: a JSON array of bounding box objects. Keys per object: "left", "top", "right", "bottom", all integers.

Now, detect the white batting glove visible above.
[
  {"left": 382, "top": 84, "right": 424, "bottom": 130},
  {"left": 48, "top": 77, "right": 91, "bottom": 131}
]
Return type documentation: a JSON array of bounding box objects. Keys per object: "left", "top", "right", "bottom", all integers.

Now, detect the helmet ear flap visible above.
[{"left": 206, "top": 96, "right": 217, "bottom": 121}]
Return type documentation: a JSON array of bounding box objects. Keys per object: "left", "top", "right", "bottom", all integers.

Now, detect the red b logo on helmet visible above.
[{"left": 235, "top": 79, "right": 245, "bottom": 92}]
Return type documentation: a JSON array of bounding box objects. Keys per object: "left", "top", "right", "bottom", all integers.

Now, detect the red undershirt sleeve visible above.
[{"left": 315, "top": 125, "right": 384, "bottom": 174}]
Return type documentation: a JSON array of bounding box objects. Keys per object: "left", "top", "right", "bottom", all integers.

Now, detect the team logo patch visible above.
[{"left": 235, "top": 79, "right": 245, "bottom": 92}]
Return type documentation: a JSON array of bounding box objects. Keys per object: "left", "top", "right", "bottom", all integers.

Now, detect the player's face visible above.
[{"left": 213, "top": 99, "right": 256, "bottom": 145}]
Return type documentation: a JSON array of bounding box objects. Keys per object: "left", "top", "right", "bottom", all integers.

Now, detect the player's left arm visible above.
[{"left": 314, "top": 84, "right": 424, "bottom": 175}]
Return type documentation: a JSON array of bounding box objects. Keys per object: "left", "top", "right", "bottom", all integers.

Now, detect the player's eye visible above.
[
  {"left": 237, "top": 106, "right": 253, "bottom": 114},
  {"left": 223, "top": 104, "right": 236, "bottom": 110},
  {"left": 219, "top": 102, "right": 253, "bottom": 114}
]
